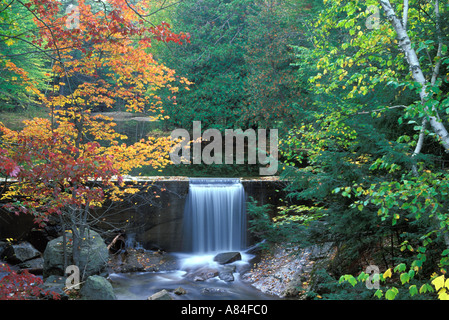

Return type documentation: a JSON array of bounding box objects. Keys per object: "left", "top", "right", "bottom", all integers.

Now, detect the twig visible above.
[{"left": 356, "top": 105, "right": 407, "bottom": 114}]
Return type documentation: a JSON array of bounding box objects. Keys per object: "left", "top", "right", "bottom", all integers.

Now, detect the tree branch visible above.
[{"left": 380, "top": 0, "right": 449, "bottom": 152}]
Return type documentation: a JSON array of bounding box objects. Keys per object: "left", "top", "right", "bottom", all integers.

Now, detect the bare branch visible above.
[{"left": 356, "top": 105, "right": 407, "bottom": 114}]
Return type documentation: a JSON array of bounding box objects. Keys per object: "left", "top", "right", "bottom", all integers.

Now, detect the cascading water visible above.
[
  {"left": 110, "top": 178, "right": 278, "bottom": 300},
  {"left": 183, "top": 178, "right": 247, "bottom": 254}
]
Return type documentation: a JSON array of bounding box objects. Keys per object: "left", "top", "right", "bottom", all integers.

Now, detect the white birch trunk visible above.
[{"left": 379, "top": 0, "right": 449, "bottom": 152}]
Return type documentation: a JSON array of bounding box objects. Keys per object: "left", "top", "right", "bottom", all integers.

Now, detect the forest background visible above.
[{"left": 1, "top": 0, "right": 449, "bottom": 299}]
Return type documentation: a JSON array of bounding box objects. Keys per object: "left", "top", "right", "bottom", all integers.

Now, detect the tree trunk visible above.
[
  {"left": 380, "top": 0, "right": 449, "bottom": 249},
  {"left": 379, "top": 0, "right": 449, "bottom": 151}
]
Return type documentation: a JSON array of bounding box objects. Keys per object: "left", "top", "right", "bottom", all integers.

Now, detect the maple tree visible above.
[
  {"left": 0, "top": 263, "right": 60, "bottom": 300},
  {"left": 0, "top": 0, "right": 189, "bottom": 275}
]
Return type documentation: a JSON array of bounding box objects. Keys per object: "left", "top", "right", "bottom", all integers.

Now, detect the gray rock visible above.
[
  {"left": 18, "top": 257, "right": 44, "bottom": 274},
  {"left": 218, "top": 266, "right": 235, "bottom": 282},
  {"left": 147, "top": 289, "right": 173, "bottom": 300},
  {"left": 43, "top": 229, "right": 109, "bottom": 278},
  {"left": 185, "top": 266, "right": 219, "bottom": 281},
  {"left": 2, "top": 242, "right": 41, "bottom": 264},
  {"left": 174, "top": 287, "right": 187, "bottom": 295},
  {"left": 213, "top": 252, "right": 241, "bottom": 265},
  {"left": 80, "top": 275, "right": 116, "bottom": 300},
  {"left": 201, "top": 288, "right": 228, "bottom": 295},
  {"left": 40, "top": 275, "right": 69, "bottom": 300}
]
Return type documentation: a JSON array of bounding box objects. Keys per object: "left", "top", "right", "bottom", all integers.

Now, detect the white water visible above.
[
  {"left": 183, "top": 178, "right": 247, "bottom": 253},
  {"left": 109, "top": 178, "right": 274, "bottom": 300},
  {"left": 109, "top": 246, "right": 277, "bottom": 300}
]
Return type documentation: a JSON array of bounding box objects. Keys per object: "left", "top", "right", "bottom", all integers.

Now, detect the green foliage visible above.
[
  {"left": 0, "top": 1, "right": 51, "bottom": 111},
  {"left": 246, "top": 196, "right": 308, "bottom": 245},
  {"left": 277, "top": 0, "right": 449, "bottom": 300},
  {"left": 156, "top": 0, "right": 250, "bottom": 131},
  {"left": 157, "top": 0, "right": 306, "bottom": 132}
]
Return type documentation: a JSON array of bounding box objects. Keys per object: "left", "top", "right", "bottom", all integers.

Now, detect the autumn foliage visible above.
[
  {"left": 0, "top": 0, "right": 189, "bottom": 225},
  {"left": 0, "top": 263, "right": 60, "bottom": 300}
]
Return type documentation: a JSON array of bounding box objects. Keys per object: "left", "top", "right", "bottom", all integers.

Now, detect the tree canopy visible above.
[{"left": 1, "top": 0, "right": 449, "bottom": 300}]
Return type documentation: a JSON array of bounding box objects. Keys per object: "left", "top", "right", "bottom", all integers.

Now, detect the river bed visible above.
[{"left": 109, "top": 251, "right": 280, "bottom": 300}]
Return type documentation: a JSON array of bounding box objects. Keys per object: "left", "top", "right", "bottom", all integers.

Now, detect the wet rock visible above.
[
  {"left": 26, "top": 220, "right": 61, "bottom": 253},
  {"left": 213, "top": 252, "right": 241, "bottom": 265},
  {"left": 185, "top": 266, "right": 219, "bottom": 281},
  {"left": 201, "top": 288, "right": 228, "bottom": 295},
  {"left": 218, "top": 265, "right": 236, "bottom": 282},
  {"left": 0, "top": 241, "right": 8, "bottom": 257},
  {"left": 174, "top": 286, "right": 187, "bottom": 295},
  {"left": 218, "top": 271, "right": 234, "bottom": 282},
  {"left": 148, "top": 289, "right": 173, "bottom": 300}
]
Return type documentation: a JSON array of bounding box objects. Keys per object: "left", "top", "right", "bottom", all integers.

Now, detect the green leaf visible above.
[
  {"left": 374, "top": 289, "right": 383, "bottom": 299},
  {"left": 385, "top": 287, "right": 398, "bottom": 300},
  {"left": 419, "top": 283, "right": 434, "bottom": 294},
  {"left": 400, "top": 272, "right": 410, "bottom": 284},
  {"left": 409, "top": 285, "right": 418, "bottom": 297},
  {"left": 348, "top": 276, "right": 357, "bottom": 287},
  {"left": 419, "top": 284, "right": 428, "bottom": 294},
  {"left": 394, "top": 263, "right": 407, "bottom": 273}
]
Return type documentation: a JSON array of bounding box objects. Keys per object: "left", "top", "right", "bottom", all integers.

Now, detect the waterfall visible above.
[{"left": 183, "top": 178, "right": 247, "bottom": 253}]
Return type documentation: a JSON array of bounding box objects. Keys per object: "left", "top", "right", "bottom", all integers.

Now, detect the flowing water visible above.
[
  {"left": 110, "top": 249, "right": 278, "bottom": 300},
  {"left": 183, "top": 178, "right": 247, "bottom": 253},
  {"left": 110, "top": 178, "right": 277, "bottom": 300}
]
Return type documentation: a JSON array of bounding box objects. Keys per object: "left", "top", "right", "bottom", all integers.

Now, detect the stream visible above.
[{"left": 109, "top": 251, "right": 279, "bottom": 300}]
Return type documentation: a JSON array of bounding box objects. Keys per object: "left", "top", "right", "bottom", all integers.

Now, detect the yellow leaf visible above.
[
  {"left": 432, "top": 275, "right": 445, "bottom": 291},
  {"left": 439, "top": 288, "right": 449, "bottom": 300},
  {"left": 383, "top": 268, "right": 392, "bottom": 279}
]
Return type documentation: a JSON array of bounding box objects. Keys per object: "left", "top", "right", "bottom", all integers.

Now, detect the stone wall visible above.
[
  {"left": 0, "top": 178, "right": 285, "bottom": 253},
  {"left": 117, "top": 178, "right": 285, "bottom": 252}
]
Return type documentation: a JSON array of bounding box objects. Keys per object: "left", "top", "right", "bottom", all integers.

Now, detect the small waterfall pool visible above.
[
  {"left": 110, "top": 248, "right": 278, "bottom": 300},
  {"left": 110, "top": 178, "right": 277, "bottom": 300}
]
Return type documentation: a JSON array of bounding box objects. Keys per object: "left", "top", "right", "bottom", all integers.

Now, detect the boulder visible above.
[
  {"left": 218, "top": 271, "right": 234, "bottom": 282},
  {"left": 213, "top": 252, "right": 241, "bottom": 265},
  {"left": 1, "top": 242, "right": 41, "bottom": 264},
  {"left": 43, "top": 229, "right": 109, "bottom": 278},
  {"left": 218, "top": 265, "right": 235, "bottom": 282},
  {"left": 185, "top": 266, "right": 219, "bottom": 281},
  {"left": 147, "top": 289, "right": 173, "bottom": 300},
  {"left": 18, "top": 257, "right": 44, "bottom": 274},
  {"left": 40, "top": 275, "right": 69, "bottom": 300},
  {"left": 80, "top": 275, "right": 116, "bottom": 300}
]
